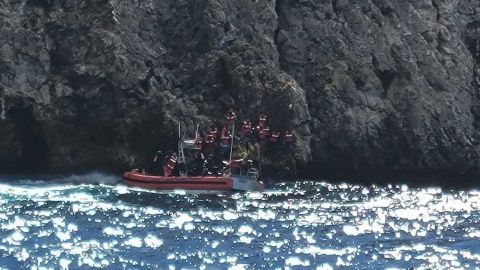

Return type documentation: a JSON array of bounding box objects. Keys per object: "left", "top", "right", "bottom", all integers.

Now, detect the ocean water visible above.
[{"left": 0, "top": 174, "right": 479, "bottom": 269}]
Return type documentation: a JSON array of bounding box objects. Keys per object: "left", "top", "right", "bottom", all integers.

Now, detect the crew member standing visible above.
[
  {"left": 219, "top": 129, "right": 231, "bottom": 158},
  {"left": 257, "top": 113, "right": 267, "bottom": 127},
  {"left": 208, "top": 125, "right": 218, "bottom": 141},
  {"left": 205, "top": 132, "right": 217, "bottom": 156},
  {"left": 227, "top": 111, "right": 237, "bottom": 126},
  {"left": 163, "top": 152, "right": 178, "bottom": 177},
  {"left": 284, "top": 130, "right": 296, "bottom": 151},
  {"left": 270, "top": 131, "right": 280, "bottom": 143},
  {"left": 150, "top": 150, "right": 165, "bottom": 176},
  {"left": 195, "top": 133, "right": 205, "bottom": 151},
  {"left": 241, "top": 120, "right": 252, "bottom": 137}
]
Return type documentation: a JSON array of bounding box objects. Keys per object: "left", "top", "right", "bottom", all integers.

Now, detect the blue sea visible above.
[{"left": 0, "top": 173, "right": 479, "bottom": 269}]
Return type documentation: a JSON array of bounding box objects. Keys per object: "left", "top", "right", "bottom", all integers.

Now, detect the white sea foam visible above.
[
  {"left": 103, "top": 227, "right": 124, "bottom": 237},
  {"left": 124, "top": 237, "right": 143, "bottom": 248}
]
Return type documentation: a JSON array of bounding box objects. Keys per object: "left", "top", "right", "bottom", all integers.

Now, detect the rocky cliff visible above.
[{"left": 0, "top": 0, "right": 479, "bottom": 180}]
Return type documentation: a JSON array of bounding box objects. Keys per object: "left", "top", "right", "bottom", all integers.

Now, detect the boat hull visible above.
[
  {"left": 123, "top": 172, "right": 234, "bottom": 191},
  {"left": 123, "top": 172, "right": 264, "bottom": 192}
]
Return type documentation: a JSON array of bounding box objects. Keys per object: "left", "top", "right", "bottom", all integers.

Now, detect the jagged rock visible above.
[{"left": 0, "top": 0, "right": 479, "bottom": 181}]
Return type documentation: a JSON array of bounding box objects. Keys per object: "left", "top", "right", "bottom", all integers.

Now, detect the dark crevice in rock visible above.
[
  {"left": 469, "top": 21, "right": 480, "bottom": 130},
  {"left": 372, "top": 54, "right": 396, "bottom": 93},
  {"left": 466, "top": 22, "right": 480, "bottom": 64},
  {"left": 26, "top": 0, "right": 55, "bottom": 11},
  {"left": 377, "top": 69, "right": 396, "bottom": 92},
  {"left": 193, "top": 0, "right": 210, "bottom": 54},
  {"left": 471, "top": 70, "right": 480, "bottom": 133},
  {"left": 140, "top": 60, "right": 154, "bottom": 92},
  {"left": 354, "top": 78, "right": 366, "bottom": 90},
  {"left": 332, "top": 0, "right": 340, "bottom": 16},
  {"left": 432, "top": 0, "right": 441, "bottom": 22},
  {"left": 274, "top": 0, "right": 286, "bottom": 70},
  {"left": 219, "top": 58, "right": 232, "bottom": 90},
  {"left": 66, "top": 74, "right": 94, "bottom": 91},
  {"left": 0, "top": 88, "right": 4, "bottom": 120},
  {"left": 7, "top": 101, "right": 49, "bottom": 172},
  {"left": 372, "top": 0, "right": 393, "bottom": 17},
  {"left": 195, "top": 32, "right": 210, "bottom": 54},
  {"left": 49, "top": 46, "right": 69, "bottom": 70}
]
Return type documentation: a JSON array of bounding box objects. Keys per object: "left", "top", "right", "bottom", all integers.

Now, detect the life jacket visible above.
[
  {"left": 206, "top": 133, "right": 215, "bottom": 144},
  {"left": 166, "top": 155, "right": 177, "bottom": 170},
  {"left": 285, "top": 131, "right": 295, "bottom": 143},
  {"left": 262, "top": 126, "right": 270, "bottom": 139},
  {"left": 258, "top": 125, "right": 270, "bottom": 140},
  {"left": 257, "top": 125, "right": 264, "bottom": 139},
  {"left": 195, "top": 136, "right": 204, "bottom": 149},
  {"left": 270, "top": 131, "right": 280, "bottom": 143},
  {"left": 163, "top": 155, "right": 177, "bottom": 176},
  {"left": 208, "top": 128, "right": 218, "bottom": 140},
  {"left": 258, "top": 114, "right": 267, "bottom": 126},
  {"left": 241, "top": 121, "right": 252, "bottom": 136},
  {"left": 227, "top": 112, "right": 237, "bottom": 125},
  {"left": 205, "top": 135, "right": 217, "bottom": 152}
]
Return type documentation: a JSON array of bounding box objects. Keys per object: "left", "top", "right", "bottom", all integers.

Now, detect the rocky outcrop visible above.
[
  {"left": 0, "top": 0, "right": 479, "bottom": 180},
  {"left": 275, "top": 0, "right": 480, "bottom": 178}
]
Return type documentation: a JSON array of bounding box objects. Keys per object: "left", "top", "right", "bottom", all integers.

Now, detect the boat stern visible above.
[{"left": 232, "top": 174, "right": 264, "bottom": 191}]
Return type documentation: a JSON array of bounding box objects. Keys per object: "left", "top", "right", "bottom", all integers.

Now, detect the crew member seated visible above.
[
  {"left": 206, "top": 152, "right": 223, "bottom": 176},
  {"left": 191, "top": 152, "right": 206, "bottom": 176}
]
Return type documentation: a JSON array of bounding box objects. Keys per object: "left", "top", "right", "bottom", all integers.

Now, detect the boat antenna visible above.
[
  {"left": 195, "top": 124, "right": 199, "bottom": 141},
  {"left": 178, "top": 122, "right": 181, "bottom": 141},
  {"left": 177, "top": 122, "right": 188, "bottom": 175},
  {"left": 229, "top": 122, "right": 235, "bottom": 169}
]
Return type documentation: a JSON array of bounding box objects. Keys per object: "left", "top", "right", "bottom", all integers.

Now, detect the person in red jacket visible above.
[
  {"left": 205, "top": 132, "right": 217, "bottom": 155},
  {"left": 163, "top": 152, "right": 178, "bottom": 177},
  {"left": 284, "top": 130, "right": 296, "bottom": 144},
  {"left": 241, "top": 120, "right": 252, "bottom": 137},
  {"left": 258, "top": 113, "right": 267, "bottom": 127},
  {"left": 208, "top": 125, "right": 218, "bottom": 141},
  {"left": 221, "top": 126, "right": 228, "bottom": 138},
  {"left": 219, "top": 130, "right": 231, "bottom": 158},
  {"left": 261, "top": 125, "right": 270, "bottom": 140},
  {"left": 270, "top": 131, "right": 280, "bottom": 143},
  {"left": 195, "top": 133, "right": 205, "bottom": 151},
  {"left": 226, "top": 111, "right": 237, "bottom": 126}
]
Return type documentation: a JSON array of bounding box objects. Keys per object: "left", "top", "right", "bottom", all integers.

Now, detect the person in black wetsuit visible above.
[
  {"left": 191, "top": 152, "right": 206, "bottom": 176},
  {"left": 207, "top": 151, "right": 224, "bottom": 176},
  {"left": 150, "top": 150, "right": 164, "bottom": 176}
]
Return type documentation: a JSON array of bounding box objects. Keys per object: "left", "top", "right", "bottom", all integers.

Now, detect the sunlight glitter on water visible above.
[{"left": 0, "top": 177, "right": 479, "bottom": 269}]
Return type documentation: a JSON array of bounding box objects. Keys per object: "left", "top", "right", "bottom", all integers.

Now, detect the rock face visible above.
[{"left": 0, "top": 0, "right": 479, "bottom": 180}]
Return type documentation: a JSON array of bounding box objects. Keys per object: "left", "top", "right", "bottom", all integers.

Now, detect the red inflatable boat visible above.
[
  {"left": 123, "top": 172, "right": 234, "bottom": 191},
  {"left": 123, "top": 122, "right": 265, "bottom": 192},
  {"left": 123, "top": 171, "right": 264, "bottom": 192}
]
